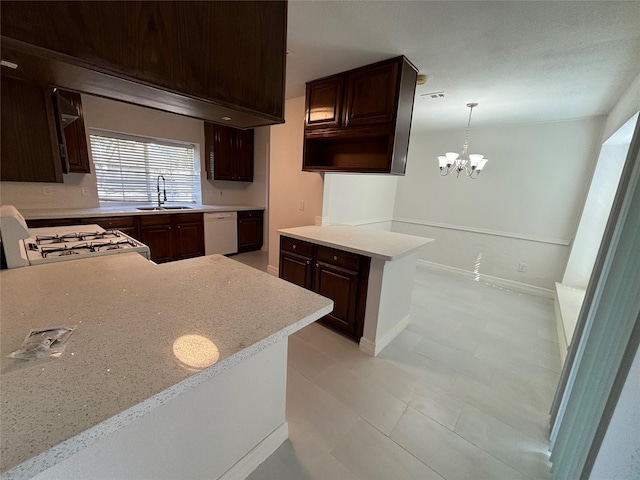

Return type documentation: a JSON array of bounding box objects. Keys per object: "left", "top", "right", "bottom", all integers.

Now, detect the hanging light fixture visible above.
[{"left": 438, "top": 103, "right": 488, "bottom": 179}]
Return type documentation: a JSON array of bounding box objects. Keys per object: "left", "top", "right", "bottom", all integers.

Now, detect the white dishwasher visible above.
[{"left": 204, "top": 211, "right": 238, "bottom": 255}]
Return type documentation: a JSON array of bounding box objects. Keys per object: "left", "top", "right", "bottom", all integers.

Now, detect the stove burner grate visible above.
[
  {"left": 91, "top": 239, "right": 137, "bottom": 251},
  {"left": 78, "top": 230, "right": 121, "bottom": 241},
  {"left": 40, "top": 243, "right": 94, "bottom": 258},
  {"left": 36, "top": 233, "right": 80, "bottom": 245}
]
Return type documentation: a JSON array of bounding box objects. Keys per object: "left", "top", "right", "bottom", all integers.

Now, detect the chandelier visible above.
[{"left": 438, "top": 103, "right": 488, "bottom": 179}]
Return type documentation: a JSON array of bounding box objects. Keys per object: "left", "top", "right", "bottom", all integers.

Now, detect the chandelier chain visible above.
[{"left": 463, "top": 102, "right": 477, "bottom": 148}]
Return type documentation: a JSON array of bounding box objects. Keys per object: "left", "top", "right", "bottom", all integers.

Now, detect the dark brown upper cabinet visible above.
[
  {"left": 1, "top": 76, "right": 64, "bottom": 183},
  {"left": 204, "top": 123, "right": 254, "bottom": 182},
  {"left": 58, "top": 90, "right": 91, "bottom": 174},
  {"left": 302, "top": 56, "right": 418, "bottom": 175},
  {"left": 1, "top": 1, "right": 287, "bottom": 129}
]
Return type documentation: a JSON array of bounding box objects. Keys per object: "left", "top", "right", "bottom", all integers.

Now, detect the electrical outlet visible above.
[
  {"left": 81, "top": 187, "right": 89, "bottom": 196},
  {"left": 42, "top": 186, "right": 52, "bottom": 196},
  {"left": 518, "top": 263, "right": 527, "bottom": 272},
  {"left": 299, "top": 200, "right": 304, "bottom": 211}
]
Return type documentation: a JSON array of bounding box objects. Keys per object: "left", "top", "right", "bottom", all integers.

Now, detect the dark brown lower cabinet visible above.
[
  {"left": 139, "top": 215, "right": 174, "bottom": 263},
  {"left": 237, "top": 210, "right": 264, "bottom": 253},
  {"left": 279, "top": 236, "right": 370, "bottom": 340},
  {"left": 174, "top": 214, "right": 205, "bottom": 260},
  {"left": 140, "top": 213, "right": 204, "bottom": 263}
]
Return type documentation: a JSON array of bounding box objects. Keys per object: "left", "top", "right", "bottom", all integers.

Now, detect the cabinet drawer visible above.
[
  {"left": 139, "top": 214, "right": 172, "bottom": 226},
  {"left": 280, "top": 236, "right": 313, "bottom": 257},
  {"left": 237, "top": 210, "right": 262, "bottom": 220},
  {"left": 316, "top": 245, "right": 361, "bottom": 272},
  {"left": 81, "top": 216, "right": 137, "bottom": 229},
  {"left": 173, "top": 212, "right": 203, "bottom": 224},
  {"left": 26, "top": 218, "right": 76, "bottom": 228}
]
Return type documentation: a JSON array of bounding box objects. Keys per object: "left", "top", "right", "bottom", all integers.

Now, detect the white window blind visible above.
[{"left": 89, "top": 130, "right": 201, "bottom": 204}]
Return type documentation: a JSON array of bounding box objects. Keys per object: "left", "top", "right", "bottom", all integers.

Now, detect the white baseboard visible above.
[
  {"left": 417, "top": 260, "right": 556, "bottom": 298},
  {"left": 359, "top": 314, "right": 410, "bottom": 356},
  {"left": 218, "top": 422, "right": 288, "bottom": 480},
  {"left": 266, "top": 265, "right": 279, "bottom": 277}
]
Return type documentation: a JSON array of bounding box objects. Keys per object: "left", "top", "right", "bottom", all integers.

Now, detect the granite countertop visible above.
[
  {"left": 19, "top": 204, "right": 264, "bottom": 220},
  {"left": 278, "top": 225, "right": 433, "bottom": 261},
  {"left": 0, "top": 254, "right": 332, "bottom": 478}
]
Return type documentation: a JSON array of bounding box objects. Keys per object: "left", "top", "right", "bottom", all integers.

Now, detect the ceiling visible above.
[{"left": 286, "top": 1, "right": 640, "bottom": 131}]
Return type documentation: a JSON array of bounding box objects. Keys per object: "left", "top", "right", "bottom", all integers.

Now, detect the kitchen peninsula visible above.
[
  {"left": 278, "top": 225, "right": 433, "bottom": 356},
  {"left": 0, "top": 254, "right": 332, "bottom": 480}
]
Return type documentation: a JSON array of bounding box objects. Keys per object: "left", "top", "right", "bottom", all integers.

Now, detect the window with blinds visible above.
[{"left": 89, "top": 130, "right": 201, "bottom": 204}]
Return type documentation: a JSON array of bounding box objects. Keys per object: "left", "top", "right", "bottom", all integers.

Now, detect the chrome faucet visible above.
[{"left": 157, "top": 175, "right": 166, "bottom": 207}]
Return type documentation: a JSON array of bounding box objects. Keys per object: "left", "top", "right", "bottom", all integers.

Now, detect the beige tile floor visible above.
[
  {"left": 239, "top": 253, "right": 560, "bottom": 480},
  {"left": 231, "top": 250, "right": 269, "bottom": 272}
]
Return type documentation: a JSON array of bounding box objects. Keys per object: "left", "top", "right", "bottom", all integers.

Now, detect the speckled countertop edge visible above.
[
  {"left": 278, "top": 226, "right": 434, "bottom": 261},
  {"left": 0, "top": 254, "right": 333, "bottom": 479},
  {"left": 2, "top": 301, "right": 332, "bottom": 480},
  {"left": 19, "top": 204, "right": 264, "bottom": 220}
]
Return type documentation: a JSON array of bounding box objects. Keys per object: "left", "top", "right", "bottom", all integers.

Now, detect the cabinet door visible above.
[
  {"left": 1, "top": 76, "right": 63, "bottom": 183},
  {"left": 235, "top": 129, "right": 254, "bottom": 182},
  {"left": 174, "top": 220, "right": 204, "bottom": 260},
  {"left": 237, "top": 211, "right": 263, "bottom": 253},
  {"left": 343, "top": 61, "right": 399, "bottom": 127},
  {"left": 279, "top": 251, "right": 313, "bottom": 290},
  {"left": 140, "top": 216, "right": 174, "bottom": 263},
  {"left": 212, "top": 124, "right": 236, "bottom": 180},
  {"left": 305, "top": 76, "right": 343, "bottom": 129},
  {"left": 313, "top": 261, "right": 360, "bottom": 337},
  {"left": 140, "top": 226, "right": 173, "bottom": 263},
  {"left": 59, "top": 90, "right": 91, "bottom": 173}
]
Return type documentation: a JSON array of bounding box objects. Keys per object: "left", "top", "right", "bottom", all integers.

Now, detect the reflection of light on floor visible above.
[
  {"left": 473, "top": 252, "right": 483, "bottom": 281},
  {"left": 173, "top": 335, "right": 220, "bottom": 370}
]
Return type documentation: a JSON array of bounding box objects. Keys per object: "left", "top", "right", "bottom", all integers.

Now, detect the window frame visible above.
[{"left": 89, "top": 129, "right": 201, "bottom": 205}]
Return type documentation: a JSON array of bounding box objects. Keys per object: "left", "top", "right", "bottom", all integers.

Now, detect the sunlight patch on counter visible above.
[{"left": 173, "top": 334, "right": 220, "bottom": 370}]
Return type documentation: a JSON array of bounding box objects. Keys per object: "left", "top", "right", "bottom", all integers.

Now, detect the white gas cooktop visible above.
[{"left": 23, "top": 224, "right": 150, "bottom": 265}]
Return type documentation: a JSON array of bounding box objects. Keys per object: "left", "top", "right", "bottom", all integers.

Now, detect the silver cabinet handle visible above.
[
  {"left": 333, "top": 255, "right": 338, "bottom": 261},
  {"left": 293, "top": 244, "right": 296, "bottom": 249},
  {"left": 306, "top": 260, "right": 310, "bottom": 265},
  {"left": 315, "top": 263, "right": 319, "bottom": 268}
]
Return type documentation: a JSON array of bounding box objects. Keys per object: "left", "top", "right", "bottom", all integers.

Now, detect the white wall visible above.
[
  {"left": 267, "top": 96, "right": 324, "bottom": 272},
  {"left": 0, "top": 95, "right": 267, "bottom": 210},
  {"left": 322, "top": 173, "right": 397, "bottom": 230},
  {"left": 393, "top": 117, "right": 605, "bottom": 290}
]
